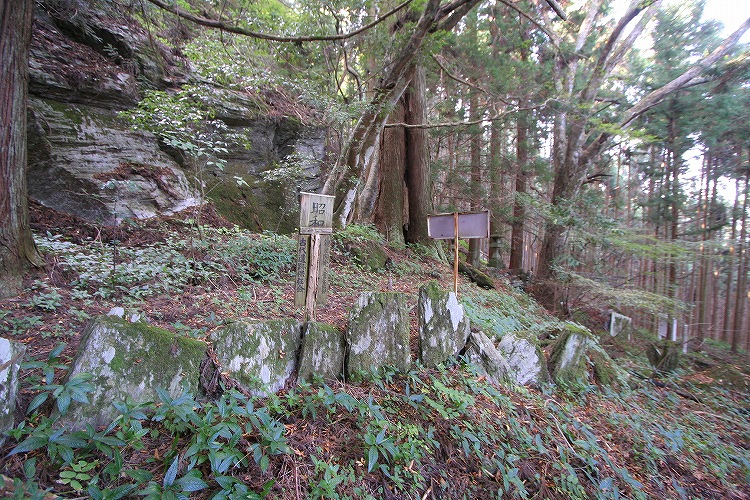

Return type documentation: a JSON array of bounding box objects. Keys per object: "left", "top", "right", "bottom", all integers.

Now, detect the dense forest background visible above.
[{"left": 126, "top": 0, "right": 750, "bottom": 354}]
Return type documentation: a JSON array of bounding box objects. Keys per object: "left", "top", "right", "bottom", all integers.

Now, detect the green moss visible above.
[
  {"left": 207, "top": 175, "right": 298, "bottom": 233},
  {"left": 346, "top": 240, "right": 389, "bottom": 271},
  {"left": 548, "top": 328, "right": 592, "bottom": 386}
]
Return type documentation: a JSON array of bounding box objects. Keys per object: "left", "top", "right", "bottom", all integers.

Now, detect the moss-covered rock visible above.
[
  {"left": 298, "top": 322, "right": 345, "bottom": 383},
  {"left": 0, "top": 338, "right": 25, "bottom": 439},
  {"left": 211, "top": 319, "right": 302, "bottom": 395},
  {"left": 418, "top": 281, "right": 470, "bottom": 367},
  {"left": 548, "top": 324, "right": 629, "bottom": 388},
  {"left": 457, "top": 261, "right": 495, "bottom": 289},
  {"left": 346, "top": 292, "right": 411, "bottom": 377},
  {"left": 548, "top": 326, "right": 592, "bottom": 386},
  {"left": 646, "top": 340, "right": 681, "bottom": 374},
  {"left": 588, "top": 345, "right": 629, "bottom": 388},
  {"left": 61, "top": 316, "right": 207, "bottom": 429},
  {"left": 344, "top": 240, "right": 390, "bottom": 271}
]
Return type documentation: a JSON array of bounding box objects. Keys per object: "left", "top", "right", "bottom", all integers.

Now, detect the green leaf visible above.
[
  {"left": 49, "top": 343, "right": 66, "bottom": 359},
  {"left": 23, "top": 457, "right": 36, "bottom": 479},
  {"left": 163, "top": 457, "right": 179, "bottom": 487},
  {"left": 123, "top": 468, "right": 153, "bottom": 483},
  {"left": 26, "top": 393, "right": 49, "bottom": 414},
  {"left": 8, "top": 436, "right": 47, "bottom": 456},
  {"left": 53, "top": 434, "right": 87, "bottom": 448},
  {"left": 176, "top": 470, "right": 208, "bottom": 492},
  {"left": 56, "top": 392, "right": 72, "bottom": 415},
  {"left": 367, "top": 446, "right": 379, "bottom": 473},
  {"left": 215, "top": 475, "right": 237, "bottom": 489}
]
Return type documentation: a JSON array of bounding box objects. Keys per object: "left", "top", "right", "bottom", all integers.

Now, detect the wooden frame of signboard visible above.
[{"left": 427, "top": 210, "right": 489, "bottom": 294}]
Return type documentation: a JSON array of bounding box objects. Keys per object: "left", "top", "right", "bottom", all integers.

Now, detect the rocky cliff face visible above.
[{"left": 26, "top": 1, "right": 326, "bottom": 231}]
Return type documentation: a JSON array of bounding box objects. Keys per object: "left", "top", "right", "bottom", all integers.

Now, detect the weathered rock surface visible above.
[
  {"left": 344, "top": 240, "right": 390, "bottom": 271},
  {"left": 62, "top": 316, "right": 207, "bottom": 429},
  {"left": 346, "top": 292, "right": 411, "bottom": 377},
  {"left": 466, "top": 330, "right": 510, "bottom": 385},
  {"left": 0, "top": 338, "right": 26, "bottom": 439},
  {"left": 210, "top": 319, "right": 302, "bottom": 395},
  {"left": 27, "top": 97, "right": 201, "bottom": 222},
  {"left": 298, "top": 322, "right": 345, "bottom": 383},
  {"left": 548, "top": 326, "right": 594, "bottom": 385},
  {"left": 418, "top": 281, "right": 470, "bottom": 367},
  {"left": 496, "top": 331, "right": 549, "bottom": 386},
  {"left": 27, "top": 4, "right": 327, "bottom": 231}
]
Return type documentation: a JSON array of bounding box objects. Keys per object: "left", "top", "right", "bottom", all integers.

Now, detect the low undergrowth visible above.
[
  {"left": 1, "top": 210, "right": 749, "bottom": 498},
  {"left": 2, "top": 351, "right": 749, "bottom": 499}
]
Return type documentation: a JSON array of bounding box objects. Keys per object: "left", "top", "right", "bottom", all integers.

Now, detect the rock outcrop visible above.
[{"left": 27, "top": 3, "right": 326, "bottom": 231}]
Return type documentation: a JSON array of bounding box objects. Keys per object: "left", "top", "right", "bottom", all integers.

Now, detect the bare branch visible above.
[
  {"left": 431, "top": 54, "right": 489, "bottom": 95},
  {"left": 143, "top": 0, "right": 414, "bottom": 42}
]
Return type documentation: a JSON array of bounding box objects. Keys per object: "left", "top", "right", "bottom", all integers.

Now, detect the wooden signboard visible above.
[
  {"left": 427, "top": 210, "right": 489, "bottom": 294},
  {"left": 428, "top": 211, "right": 490, "bottom": 239},
  {"left": 295, "top": 192, "right": 335, "bottom": 320}
]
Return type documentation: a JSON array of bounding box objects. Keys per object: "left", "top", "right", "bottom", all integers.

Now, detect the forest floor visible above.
[{"left": 0, "top": 203, "right": 748, "bottom": 499}]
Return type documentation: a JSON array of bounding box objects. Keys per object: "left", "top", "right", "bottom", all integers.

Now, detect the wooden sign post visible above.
[
  {"left": 427, "top": 210, "right": 490, "bottom": 294},
  {"left": 296, "top": 192, "right": 334, "bottom": 320}
]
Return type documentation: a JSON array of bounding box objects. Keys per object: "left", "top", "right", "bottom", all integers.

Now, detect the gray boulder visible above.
[
  {"left": 298, "top": 322, "right": 345, "bottom": 383},
  {"left": 0, "top": 338, "right": 26, "bottom": 439},
  {"left": 418, "top": 281, "right": 470, "bottom": 367},
  {"left": 346, "top": 292, "right": 411, "bottom": 377},
  {"left": 210, "top": 319, "right": 302, "bottom": 395},
  {"left": 549, "top": 325, "right": 629, "bottom": 387},
  {"left": 466, "top": 330, "right": 510, "bottom": 385},
  {"left": 497, "top": 331, "right": 549, "bottom": 386},
  {"left": 62, "top": 316, "right": 207, "bottom": 429}
]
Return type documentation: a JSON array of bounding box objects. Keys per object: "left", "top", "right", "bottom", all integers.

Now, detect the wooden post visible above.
[
  {"left": 296, "top": 192, "right": 334, "bottom": 319},
  {"left": 294, "top": 234, "right": 310, "bottom": 307},
  {"left": 305, "top": 234, "right": 321, "bottom": 321},
  {"left": 453, "top": 212, "right": 459, "bottom": 294},
  {"left": 427, "top": 210, "right": 489, "bottom": 297}
]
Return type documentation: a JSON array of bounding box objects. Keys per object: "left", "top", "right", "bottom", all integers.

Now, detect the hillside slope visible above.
[{"left": 0, "top": 205, "right": 748, "bottom": 499}]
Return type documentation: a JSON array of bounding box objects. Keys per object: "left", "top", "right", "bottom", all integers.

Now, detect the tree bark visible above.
[
  {"left": 0, "top": 0, "right": 42, "bottom": 299},
  {"left": 404, "top": 64, "right": 431, "bottom": 245},
  {"left": 509, "top": 108, "right": 528, "bottom": 275},
  {"left": 731, "top": 172, "right": 749, "bottom": 353},
  {"left": 323, "top": 0, "right": 482, "bottom": 227},
  {"left": 375, "top": 97, "right": 407, "bottom": 245}
]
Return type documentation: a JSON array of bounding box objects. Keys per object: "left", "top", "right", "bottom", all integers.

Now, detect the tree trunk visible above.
[
  {"left": 323, "top": 0, "right": 481, "bottom": 227},
  {"left": 0, "top": 0, "right": 42, "bottom": 299},
  {"left": 722, "top": 179, "right": 740, "bottom": 343},
  {"left": 731, "top": 172, "right": 749, "bottom": 353},
  {"left": 375, "top": 98, "right": 407, "bottom": 245},
  {"left": 509, "top": 107, "right": 529, "bottom": 275},
  {"left": 466, "top": 9, "right": 481, "bottom": 267},
  {"left": 404, "top": 64, "right": 431, "bottom": 245}
]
